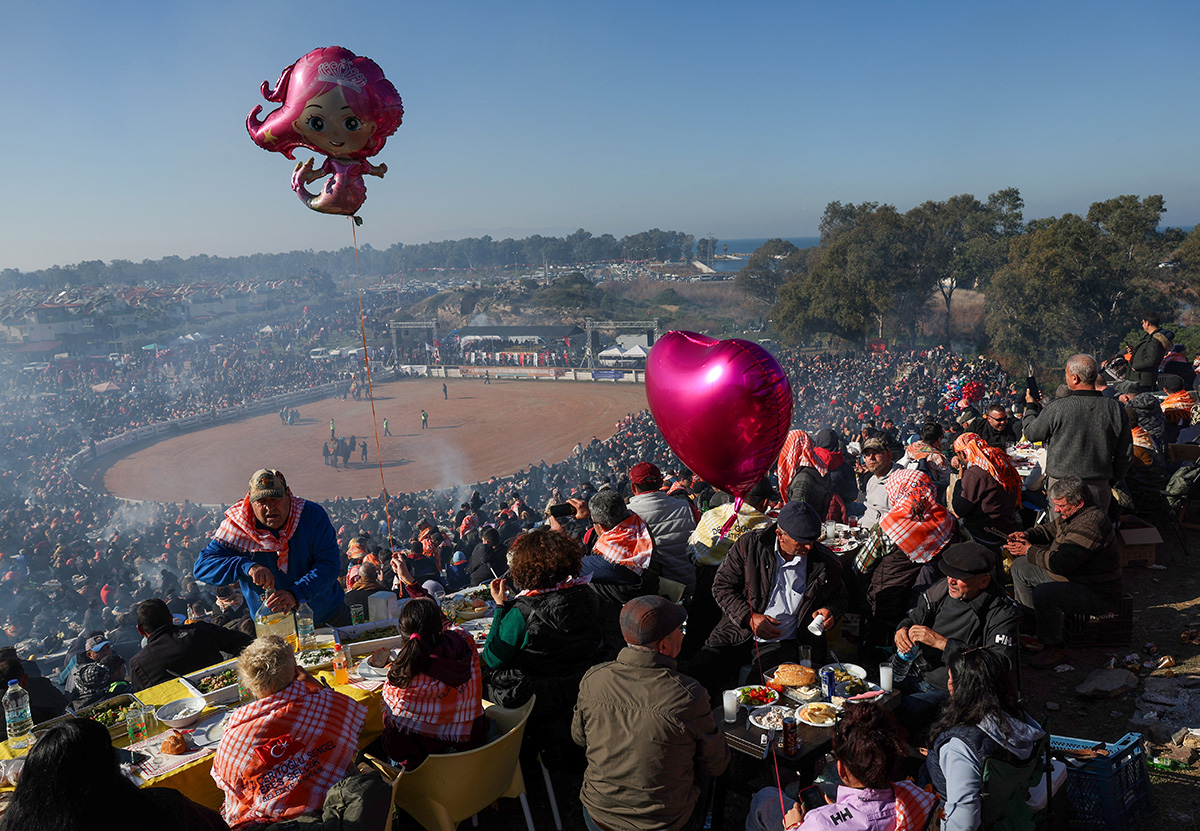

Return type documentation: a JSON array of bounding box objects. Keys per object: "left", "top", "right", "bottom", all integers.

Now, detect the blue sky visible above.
[{"left": 6, "top": 0, "right": 1198, "bottom": 272}]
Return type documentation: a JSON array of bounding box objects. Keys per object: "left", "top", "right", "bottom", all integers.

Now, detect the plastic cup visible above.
[
  {"left": 722, "top": 690, "right": 740, "bottom": 724},
  {"left": 879, "top": 663, "right": 894, "bottom": 692},
  {"left": 807, "top": 615, "right": 826, "bottom": 637},
  {"left": 350, "top": 604, "right": 366, "bottom": 625}
]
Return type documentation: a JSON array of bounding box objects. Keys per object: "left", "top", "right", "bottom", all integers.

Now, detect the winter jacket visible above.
[
  {"left": 628, "top": 490, "right": 698, "bottom": 593},
  {"left": 706, "top": 524, "right": 847, "bottom": 648},
  {"left": 129, "top": 620, "right": 254, "bottom": 691},
  {"left": 1023, "top": 502, "right": 1122, "bottom": 597},
  {"left": 572, "top": 647, "right": 730, "bottom": 831},
  {"left": 1021, "top": 390, "right": 1132, "bottom": 483},
  {"left": 897, "top": 580, "right": 1020, "bottom": 691},
  {"left": 929, "top": 713, "right": 1045, "bottom": 831},
  {"left": 952, "top": 466, "right": 1018, "bottom": 537},
  {"left": 1130, "top": 329, "right": 1169, "bottom": 389}
]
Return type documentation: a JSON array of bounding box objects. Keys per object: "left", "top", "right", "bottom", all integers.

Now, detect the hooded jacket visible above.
[{"left": 627, "top": 490, "right": 697, "bottom": 593}]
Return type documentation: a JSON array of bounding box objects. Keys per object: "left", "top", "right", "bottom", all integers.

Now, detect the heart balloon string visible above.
[
  {"left": 751, "top": 632, "right": 788, "bottom": 822},
  {"left": 352, "top": 219, "right": 393, "bottom": 545},
  {"left": 717, "top": 496, "right": 744, "bottom": 537}
]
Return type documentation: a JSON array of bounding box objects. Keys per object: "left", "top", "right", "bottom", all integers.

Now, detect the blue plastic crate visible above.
[{"left": 1050, "top": 732, "right": 1153, "bottom": 831}]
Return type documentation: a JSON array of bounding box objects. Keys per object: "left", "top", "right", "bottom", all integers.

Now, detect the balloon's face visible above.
[{"left": 294, "top": 87, "right": 377, "bottom": 157}]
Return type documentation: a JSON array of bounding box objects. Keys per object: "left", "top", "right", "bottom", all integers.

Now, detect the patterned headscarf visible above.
[
  {"left": 953, "top": 432, "right": 1022, "bottom": 494},
  {"left": 777, "top": 429, "right": 826, "bottom": 497},
  {"left": 212, "top": 491, "right": 306, "bottom": 572},
  {"left": 880, "top": 469, "right": 954, "bottom": 563}
]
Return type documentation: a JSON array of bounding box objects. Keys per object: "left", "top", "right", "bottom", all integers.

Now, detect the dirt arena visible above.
[{"left": 78, "top": 378, "right": 648, "bottom": 504}]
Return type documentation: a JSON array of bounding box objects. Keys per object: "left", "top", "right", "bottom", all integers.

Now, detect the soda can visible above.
[
  {"left": 820, "top": 668, "right": 836, "bottom": 700},
  {"left": 782, "top": 717, "right": 797, "bottom": 755}
]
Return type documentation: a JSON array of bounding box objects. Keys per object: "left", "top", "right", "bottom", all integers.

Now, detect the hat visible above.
[
  {"left": 938, "top": 543, "right": 996, "bottom": 580},
  {"left": 776, "top": 501, "right": 821, "bottom": 543},
  {"left": 85, "top": 635, "right": 110, "bottom": 652},
  {"left": 813, "top": 428, "right": 838, "bottom": 451},
  {"left": 860, "top": 437, "right": 889, "bottom": 454},
  {"left": 629, "top": 462, "right": 664, "bottom": 487},
  {"left": 1114, "top": 380, "right": 1140, "bottom": 396},
  {"left": 746, "top": 479, "right": 780, "bottom": 504},
  {"left": 452, "top": 551, "right": 467, "bottom": 564},
  {"left": 421, "top": 580, "right": 445, "bottom": 596},
  {"left": 620, "top": 595, "right": 687, "bottom": 646},
  {"left": 248, "top": 469, "right": 286, "bottom": 502}
]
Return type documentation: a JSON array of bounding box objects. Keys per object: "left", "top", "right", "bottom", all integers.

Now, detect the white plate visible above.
[
  {"left": 820, "top": 662, "right": 867, "bottom": 680},
  {"left": 748, "top": 705, "right": 794, "bottom": 730},
  {"left": 355, "top": 653, "right": 397, "bottom": 680},
  {"left": 190, "top": 711, "right": 229, "bottom": 748},
  {"left": 796, "top": 703, "right": 839, "bottom": 728},
  {"left": 733, "top": 685, "right": 779, "bottom": 708},
  {"left": 826, "top": 541, "right": 861, "bottom": 554}
]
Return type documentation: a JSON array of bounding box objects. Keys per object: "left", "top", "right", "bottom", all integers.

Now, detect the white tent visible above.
[
  {"left": 597, "top": 346, "right": 625, "bottom": 359},
  {"left": 258, "top": 325, "right": 277, "bottom": 334},
  {"left": 622, "top": 344, "right": 650, "bottom": 357}
]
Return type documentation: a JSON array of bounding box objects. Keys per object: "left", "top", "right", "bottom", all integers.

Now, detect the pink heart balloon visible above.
[{"left": 646, "top": 331, "right": 793, "bottom": 499}]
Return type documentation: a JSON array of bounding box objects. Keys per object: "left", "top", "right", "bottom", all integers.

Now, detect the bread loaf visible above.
[
  {"left": 160, "top": 731, "right": 189, "bottom": 755},
  {"left": 771, "top": 664, "right": 817, "bottom": 687}
]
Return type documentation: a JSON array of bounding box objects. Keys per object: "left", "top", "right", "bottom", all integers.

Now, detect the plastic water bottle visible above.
[
  {"left": 3, "top": 680, "right": 33, "bottom": 750},
  {"left": 331, "top": 644, "right": 349, "bottom": 686},
  {"left": 891, "top": 643, "right": 920, "bottom": 683},
  {"left": 295, "top": 602, "right": 315, "bottom": 647}
]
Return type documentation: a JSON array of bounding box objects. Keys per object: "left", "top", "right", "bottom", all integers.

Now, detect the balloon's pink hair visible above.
[{"left": 247, "top": 45, "right": 403, "bottom": 160}]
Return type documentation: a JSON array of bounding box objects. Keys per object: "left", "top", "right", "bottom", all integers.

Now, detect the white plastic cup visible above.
[
  {"left": 722, "top": 690, "right": 739, "bottom": 724},
  {"left": 879, "top": 664, "right": 894, "bottom": 692},
  {"left": 807, "top": 615, "right": 826, "bottom": 637}
]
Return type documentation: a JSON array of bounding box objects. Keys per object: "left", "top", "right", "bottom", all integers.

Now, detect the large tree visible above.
[{"left": 734, "top": 238, "right": 807, "bottom": 305}]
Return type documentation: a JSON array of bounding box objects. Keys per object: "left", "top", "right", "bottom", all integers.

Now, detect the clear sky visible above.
[{"left": 6, "top": 0, "right": 1199, "bottom": 272}]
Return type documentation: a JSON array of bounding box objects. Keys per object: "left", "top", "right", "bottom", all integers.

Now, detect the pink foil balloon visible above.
[{"left": 645, "top": 331, "right": 793, "bottom": 499}]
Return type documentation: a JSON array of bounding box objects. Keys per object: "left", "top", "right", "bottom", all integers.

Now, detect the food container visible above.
[
  {"left": 182, "top": 659, "right": 241, "bottom": 706},
  {"left": 155, "top": 696, "right": 209, "bottom": 729},
  {"left": 72, "top": 693, "right": 144, "bottom": 741},
  {"left": 332, "top": 620, "right": 401, "bottom": 659}
]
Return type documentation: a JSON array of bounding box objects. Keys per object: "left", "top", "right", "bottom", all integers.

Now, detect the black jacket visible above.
[
  {"left": 706, "top": 524, "right": 847, "bottom": 649},
  {"left": 1130, "top": 330, "right": 1168, "bottom": 389},
  {"left": 129, "top": 620, "right": 253, "bottom": 691},
  {"left": 469, "top": 542, "right": 508, "bottom": 585}
]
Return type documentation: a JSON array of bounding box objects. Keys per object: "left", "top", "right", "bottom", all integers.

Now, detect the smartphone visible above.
[
  {"left": 1025, "top": 362, "right": 1041, "bottom": 402},
  {"left": 115, "top": 747, "right": 150, "bottom": 766},
  {"left": 547, "top": 503, "right": 574, "bottom": 518},
  {"left": 799, "top": 784, "right": 826, "bottom": 812}
]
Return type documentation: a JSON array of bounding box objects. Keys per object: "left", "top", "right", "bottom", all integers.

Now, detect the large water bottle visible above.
[
  {"left": 295, "top": 602, "right": 315, "bottom": 647},
  {"left": 3, "top": 680, "right": 33, "bottom": 750}
]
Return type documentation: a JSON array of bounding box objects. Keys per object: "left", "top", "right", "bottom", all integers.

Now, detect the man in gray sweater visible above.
[{"left": 1021, "top": 353, "right": 1132, "bottom": 516}]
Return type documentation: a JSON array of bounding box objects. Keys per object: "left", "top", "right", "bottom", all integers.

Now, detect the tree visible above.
[{"left": 734, "top": 239, "right": 805, "bottom": 305}]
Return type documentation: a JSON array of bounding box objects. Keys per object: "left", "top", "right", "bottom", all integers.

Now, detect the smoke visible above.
[
  {"left": 469, "top": 313, "right": 494, "bottom": 327},
  {"left": 421, "top": 436, "right": 475, "bottom": 494},
  {"left": 97, "top": 500, "right": 167, "bottom": 543}
]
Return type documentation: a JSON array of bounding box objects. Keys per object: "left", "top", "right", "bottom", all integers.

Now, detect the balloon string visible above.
[
  {"left": 717, "top": 496, "right": 743, "bottom": 537},
  {"left": 751, "top": 633, "right": 788, "bottom": 822},
  {"left": 352, "top": 218, "right": 392, "bottom": 546}
]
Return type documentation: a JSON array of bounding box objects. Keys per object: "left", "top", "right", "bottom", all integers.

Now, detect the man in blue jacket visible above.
[{"left": 194, "top": 469, "right": 348, "bottom": 627}]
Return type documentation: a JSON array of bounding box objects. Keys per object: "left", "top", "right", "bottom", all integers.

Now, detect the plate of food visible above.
[
  {"left": 825, "top": 539, "right": 861, "bottom": 554},
  {"left": 297, "top": 646, "right": 338, "bottom": 669},
  {"left": 734, "top": 685, "right": 779, "bottom": 708},
  {"left": 748, "top": 705, "right": 794, "bottom": 730},
  {"left": 190, "top": 711, "right": 229, "bottom": 748},
  {"left": 764, "top": 664, "right": 821, "bottom": 704},
  {"left": 356, "top": 647, "right": 398, "bottom": 680},
  {"left": 797, "top": 702, "right": 839, "bottom": 728}
]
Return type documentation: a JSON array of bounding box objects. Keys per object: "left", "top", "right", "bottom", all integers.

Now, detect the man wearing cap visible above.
[
  {"left": 63, "top": 634, "right": 112, "bottom": 699},
  {"left": 194, "top": 469, "right": 349, "bottom": 628},
  {"left": 572, "top": 596, "right": 729, "bottom": 831},
  {"left": 857, "top": 437, "right": 900, "bottom": 526},
  {"left": 893, "top": 542, "right": 1020, "bottom": 719},
  {"left": 681, "top": 479, "right": 776, "bottom": 658},
  {"left": 627, "top": 462, "right": 698, "bottom": 599},
  {"left": 689, "top": 500, "right": 847, "bottom": 697}
]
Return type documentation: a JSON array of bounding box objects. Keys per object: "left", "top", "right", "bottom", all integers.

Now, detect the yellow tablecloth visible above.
[{"left": 0, "top": 673, "right": 385, "bottom": 812}]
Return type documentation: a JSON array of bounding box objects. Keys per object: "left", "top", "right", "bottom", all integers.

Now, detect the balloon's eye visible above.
[
  {"left": 306, "top": 116, "right": 325, "bottom": 132},
  {"left": 343, "top": 117, "right": 361, "bottom": 132}
]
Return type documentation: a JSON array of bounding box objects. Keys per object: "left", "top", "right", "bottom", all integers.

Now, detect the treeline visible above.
[
  {"left": 0, "top": 229, "right": 698, "bottom": 291},
  {"left": 741, "top": 189, "right": 1200, "bottom": 367}
]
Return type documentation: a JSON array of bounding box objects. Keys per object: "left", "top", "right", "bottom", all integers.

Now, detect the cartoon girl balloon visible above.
[{"left": 248, "top": 46, "right": 403, "bottom": 224}]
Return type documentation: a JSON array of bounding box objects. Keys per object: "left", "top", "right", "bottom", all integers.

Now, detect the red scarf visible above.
[
  {"left": 954, "top": 433, "right": 1022, "bottom": 494},
  {"left": 212, "top": 492, "right": 306, "bottom": 572},
  {"left": 880, "top": 470, "right": 954, "bottom": 564},
  {"left": 594, "top": 514, "right": 654, "bottom": 575}
]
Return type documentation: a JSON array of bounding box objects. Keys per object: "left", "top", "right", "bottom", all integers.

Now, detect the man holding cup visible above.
[{"left": 686, "top": 501, "right": 847, "bottom": 701}]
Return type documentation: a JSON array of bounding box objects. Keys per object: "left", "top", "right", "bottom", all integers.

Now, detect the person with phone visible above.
[{"left": 746, "top": 704, "right": 937, "bottom": 831}]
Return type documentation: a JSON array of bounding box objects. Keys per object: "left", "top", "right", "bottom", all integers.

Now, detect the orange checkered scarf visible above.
[
  {"left": 212, "top": 679, "right": 366, "bottom": 829},
  {"left": 777, "top": 429, "right": 825, "bottom": 497},
  {"left": 382, "top": 627, "right": 484, "bottom": 742},
  {"left": 954, "top": 432, "right": 1022, "bottom": 494},
  {"left": 212, "top": 491, "right": 306, "bottom": 573},
  {"left": 594, "top": 513, "right": 654, "bottom": 575},
  {"left": 893, "top": 781, "right": 939, "bottom": 831},
  {"left": 880, "top": 470, "right": 954, "bottom": 564}
]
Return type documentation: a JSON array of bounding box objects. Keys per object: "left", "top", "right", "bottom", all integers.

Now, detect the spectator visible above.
[
  {"left": 128, "top": 599, "right": 253, "bottom": 691},
  {"left": 977, "top": 404, "right": 1018, "bottom": 449},
  {"left": 0, "top": 717, "right": 227, "bottom": 831},
  {"left": 193, "top": 469, "right": 349, "bottom": 627},
  {"left": 926, "top": 648, "right": 1046, "bottom": 831},
  {"left": 212, "top": 635, "right": 388, "bottom": 829},
  {"left": 468, "top": 526, "right": 507, "bottom": 586},
  {"left": 381, "top": 597, "right": 487, "bottom": 770},
  {"left": 689, "top": 500, "right": 846, "bottom": 698},
  {"left": 949, "top": 433, "right": 1021, "bottom": 539},
  {"left": 1129, "top": 314, "right": 1170, "bottom": 392},
  {"left": 573, "top": 595, "right": 729, "bottom": 831},
  {"left": 443, "top": 550, "right": 470, "bottom": 592},
  {"left": 857, "top": 437, "right": 900, "bottom": 526},
  {"left": 626, "top": 462, "right": 698, "bottom": 597},
  {"left": 1006, "top": 475, "right": 1123, "bottom": 669}
]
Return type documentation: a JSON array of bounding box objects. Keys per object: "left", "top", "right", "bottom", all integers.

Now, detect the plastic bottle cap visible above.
[{"left": 6, "top": 680, "right": 16, "bottom": 687}]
